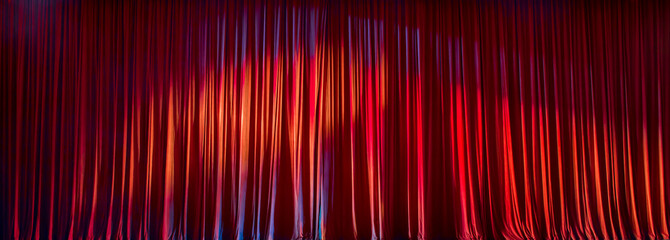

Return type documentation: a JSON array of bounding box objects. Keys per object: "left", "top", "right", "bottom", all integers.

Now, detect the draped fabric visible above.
[{"left": 1, "top": 0, "right": 670, "bottom": 239}]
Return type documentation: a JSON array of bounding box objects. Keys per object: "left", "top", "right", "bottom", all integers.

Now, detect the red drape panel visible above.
[{"left": 1, "top": 1, "right": 669, "bottom": 239}]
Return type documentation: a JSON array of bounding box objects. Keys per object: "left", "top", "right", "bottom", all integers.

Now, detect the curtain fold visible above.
[{"left": 1, "top": 0, "right": 669, "bottom": 239}]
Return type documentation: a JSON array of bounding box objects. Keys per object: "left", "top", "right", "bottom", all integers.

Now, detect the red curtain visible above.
[{"left": 1, "top": 1, "right": 669, "bottom": 239}]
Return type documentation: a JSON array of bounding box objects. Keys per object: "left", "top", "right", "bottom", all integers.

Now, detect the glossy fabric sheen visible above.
[{"left": 1, "top": 1, "right": 669, "bottom": 239}]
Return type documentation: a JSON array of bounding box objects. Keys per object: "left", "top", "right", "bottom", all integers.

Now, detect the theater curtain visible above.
[{"left": 1, "top": 0, "right": 669, "bottom": 239}]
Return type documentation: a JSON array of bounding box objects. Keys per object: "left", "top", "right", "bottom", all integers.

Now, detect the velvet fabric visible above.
[{"left": 1, "top": 1, "right": 669, "bottom": 239}]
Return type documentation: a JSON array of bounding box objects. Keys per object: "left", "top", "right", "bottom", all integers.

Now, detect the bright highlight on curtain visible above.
[{"left": 1, "top": 0, "right": 669, "bottom": 239}]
